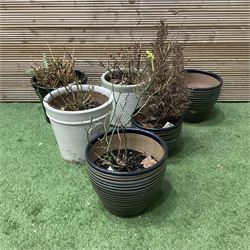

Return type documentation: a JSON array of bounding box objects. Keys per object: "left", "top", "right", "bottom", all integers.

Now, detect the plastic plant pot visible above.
[
  {"left": 85, "top": 128, "right": 168, "bottom": 217},
  {"left": 43, "top": 84, "right": 113, "bottom": 163}
]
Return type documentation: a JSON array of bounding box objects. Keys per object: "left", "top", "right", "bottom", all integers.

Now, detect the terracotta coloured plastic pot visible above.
[
  {"left": 32, "top": 70, "right": 87, "bottom": 123},
  {"left": 131, "top": 109, "right": 183, "bottom": 152},
  {"left": 43, "top": 84, "right": 113, "bottom": 163},
  {"left": 85, "top": 128, "right": 168, "bottom": 217},
  {"left": 184, "top": 69, "right": 223, "bottom": 123}
]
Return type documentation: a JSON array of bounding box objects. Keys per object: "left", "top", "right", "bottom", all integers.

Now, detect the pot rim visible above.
[
  {"left": 43, "top": 84, "right": 113, "bottom": 115},
  {"left": 101, "top": 70, "right": 141, "bottom": 90},
  {"left": 131, "top": 109, "right": 183, "bottom": 132},
  {"left": 85, "top": 128, "right": 168, "bottom": 176},
  {"left": 185, "top": 68, "right": 223, "bottom": 91},
  {"left": 31, "top": 70, "right": 87, "bottom": 90}
]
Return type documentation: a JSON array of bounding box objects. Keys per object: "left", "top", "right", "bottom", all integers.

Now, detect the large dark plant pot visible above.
[
  {"left": 85, "top": 128, "right": 168, "bottom": 217},
  {"left": 184, "top": 69, "right": 223, "bottom": 123},
  {"left": 31, "top": 70, "right": 88, "bottom": 123},
  {"left": 131, "top": 109, "right": 183, "bottom": 152}
]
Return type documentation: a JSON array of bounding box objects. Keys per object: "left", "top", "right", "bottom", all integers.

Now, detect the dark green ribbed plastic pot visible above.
[
  {"left": 184, "top": 69, "right": 223, "bottom": 123},
  {"left": 31, "top": 70, "right": 88, "bottom": 123},
  {"left": 189, "top": 93, "right": 220, "bottom": 101},
  {"left": 131, "top": 109, "right": 183, "bottom": 152},
  {"left": 85, "top": 128, "right": 168, "bottom": 217}
]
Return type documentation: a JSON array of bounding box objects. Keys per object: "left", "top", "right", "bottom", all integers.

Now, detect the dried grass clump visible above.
[
  {"left": 138, "top": 20, "right": 190, "bottom": 127},
  {"left": 28, "top": 53, "right": 77, "bottom": 88}
]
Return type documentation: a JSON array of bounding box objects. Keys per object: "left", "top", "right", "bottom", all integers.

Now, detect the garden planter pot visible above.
[
  {"left": 184, "top": 69, "right": 223, "bottom": 123},
  {"left": 31, "top": 82, "right": 54, "bottom": 123},
  {"left": 32, "top": 70, "right": 87, "bottom": 123},
  {"left": 85, "top": 128, "right": 168, "bottom": 217},
  {"left": 101, "top": 71, "right": 140, "bottom": 127},
  {"left": 43, "top": 85, "right": 113, "bottom": 163},
  {"left": 131, "top": 109, "right": 183, "bottom": 152}
]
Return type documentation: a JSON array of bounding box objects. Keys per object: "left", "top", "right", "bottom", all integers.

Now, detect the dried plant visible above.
[
  {"left": 89, "top": 20, "right": 190, "bottom": 171},
  {"left": 49, "top": 84, "right": 98, "bottom": 111},
  {"left": 91, "top": 47, "right": 148, "bottom": 170},
  {"left": 28, "top": 46, "right": 96, "bottom": 112},
  {"left": 100, "top": 42, "right": 147, "bottom": 86},
  {"left": 27, "top": 51, "right": 78, "bottom": 88},
  {"left": 135, "top": 20, "right": 190, "bottom": 127},
  {"left": 93, "top": 20, "right": 191, "bottom": 170}
]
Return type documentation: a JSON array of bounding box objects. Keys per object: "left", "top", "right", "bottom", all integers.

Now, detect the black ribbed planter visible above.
[
  {"left": 184, "top": 69, "right": 223, "bottom": 123},
  {"left": 85, "top": 128, "right": 168, "bottom": 217},
  {"left": 131, "top": 109, "right": 183, "bottom": 152},
  {"left": 31, "top": 70, "right": 88, "bottom": 123}
]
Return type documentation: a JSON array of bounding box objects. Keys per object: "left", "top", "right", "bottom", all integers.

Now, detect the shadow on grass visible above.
[
  {"left": 183, "top": 105, "right": 225, "bottom": 126},
  {"left": 145, "top": 179, "right": 177, "bottom": 218},
  {"left": 168, "top": 132, "right": 196, "bottom": 158},
  {"left": 168, "top": 137, "right": 185, "bottom": 158},
  {"left": 168, "top": 106, "right": 225, "bottom": 158},
  {"left": 203, "top": 106, "right": 225, "bottom": 125}
]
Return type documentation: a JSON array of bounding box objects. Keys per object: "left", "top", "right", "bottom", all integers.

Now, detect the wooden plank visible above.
[{"left": 0, "top": 0, "right": 249, "bottom": 102}]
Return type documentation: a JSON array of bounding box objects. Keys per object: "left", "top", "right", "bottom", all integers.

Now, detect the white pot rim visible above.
[
  {"left": 43, "top": 84, "right": 113, "bottom": 115},
  {"left": 101, "top": 70, "right": 141, "bottom": 89}
]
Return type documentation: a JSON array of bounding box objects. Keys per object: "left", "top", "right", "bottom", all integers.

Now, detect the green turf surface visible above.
[{"left": 0, "top": 103, "right": 249, "bottom": 250}]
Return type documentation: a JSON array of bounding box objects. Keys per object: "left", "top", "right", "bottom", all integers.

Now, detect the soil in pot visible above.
[
  {"left": 48, "top": 91, "right": 108, "bottom": 111},
  {"left": 32, "top": 70, "right": 88, "bottom": 123},
  {"left": 105, "top": 70, "right": 141, "bottom": 86},
  {"left": 95, "top": 149, "right": 157, "bottom": 172},
  {"left": 133, "top": 111, "right": 178, "bottom": 129}
]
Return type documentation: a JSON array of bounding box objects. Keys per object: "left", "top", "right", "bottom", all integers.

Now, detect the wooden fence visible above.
[{"left": 0, "top": 0, "right": 249, "bottom": 102}]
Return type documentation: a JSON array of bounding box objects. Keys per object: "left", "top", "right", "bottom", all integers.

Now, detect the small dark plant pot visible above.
[
  {"left": 184, "top": 69, "right": 223, "bottom": 123},
  {"left": 31, "top": 82, "right": 54, "bottom": 123},
  {"left": 85, "top": 128, "right": 168, "bottom": 217},
  {"left": 31, "top": 70, "right": 88, "bottom": 123},
  {"left": 131, "top": 109, "right": 183, "bottom": 153}
]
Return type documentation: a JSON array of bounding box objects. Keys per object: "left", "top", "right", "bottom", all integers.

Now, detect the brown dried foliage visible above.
[
  {"left": 29, "top": 51, "right": 98, "bottom": 111},
  {"left": 29, "top": 54, "right": 77, "bottom": 88},
  {"left": 139, "top": 20, "right": 190, "bottom": 127},
  {"left": 100, "top": 42, "right": 146, "bottom": 85}
]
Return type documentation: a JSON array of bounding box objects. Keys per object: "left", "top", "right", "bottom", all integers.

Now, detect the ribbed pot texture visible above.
[
  {"left": 131, "top": 109, "right": 183, "bottom": 152},
  {"left": 101, "top": 70, "right": 140, "bottom": 127},
  {"left": 184, "top": 69, "right": 223, "bottom": 123},
  {"left": 43, "top": 84, "right": 113, "bottom": 163},
  {"left": 31, "top": 70, "right": 88, "bottom": 123},
  {"left": 85, "top": 128, "right": 168, "bottom": 217}
]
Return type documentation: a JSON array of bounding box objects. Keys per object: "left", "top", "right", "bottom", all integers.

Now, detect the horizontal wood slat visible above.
[{"left": 0, "top": 0, "right": 249, "bottom": 102}]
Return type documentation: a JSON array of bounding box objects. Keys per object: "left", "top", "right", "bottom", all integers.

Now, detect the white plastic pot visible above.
[
  {"left": 43, "top": 85, "right": 113, "bottom": 163},
  {"left": 101, "top": 71, "right": 140, "bottom": 126}
]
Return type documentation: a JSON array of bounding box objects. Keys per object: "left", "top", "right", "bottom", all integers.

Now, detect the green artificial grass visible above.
[{"left": 0, "top": 103, "right": 249, "bottom": 250}]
